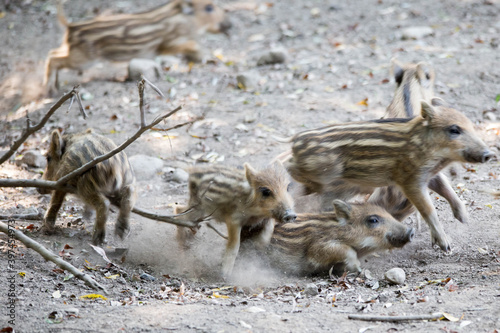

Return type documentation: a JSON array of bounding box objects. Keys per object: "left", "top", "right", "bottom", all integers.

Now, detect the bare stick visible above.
[
  {"left": 0, "top": 210, "right": 43, "bottom": 220},
  {"left": 67, "top": 94, "right": 75, "bottom": 113},
  {"left": 131, "top": 206, "right": 198, "bottom": 228},
  {"left": 206, "top": 222, "right": 228, "bottom": 239},
  {"left": 74, "top": 89, "right": 88, "bottom": 119},
  {"left": 0, "top": 221, "right": 107, "bottom": 293},
  {"left": 138, "top": 79, "right": 146, "bottom": 127},
  {"left": 0, "top": 86, "right": 81, "bottom": 165},
  {"left": 141, "top": 75, "right": 165, "bottom": 98},
  {"left": 348, "top": 313, "right": 444, "bottom": 322},
  {"left": 56, "top": 105, "right": 182, "bottom": 186}
]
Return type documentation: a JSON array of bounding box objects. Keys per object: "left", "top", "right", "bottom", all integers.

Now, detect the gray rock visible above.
[
  {"left": 18, "top": 150, "right": 46, "bottom": 168},
  {"left": 384, "top": 268, "right": 406, "bottom": 285},
  {"left": 401, "top": 26, "right": 434, "bottom": 40},
  {"left": 140, "top": 272, "right": 156, "bottom": 281},
  {"left": 162, "top": 167, "right": 189, "bottom": 183},
  {"left": 236, "top": 71, "right": 262, "bottom": 90},
  {"left": 157, "top": 55, "right": 181, "bottom": 68},
  {"left": 171, "top": 168, "right": 189, "bottom": 183},
  {"left": 257, "top": 48, "right": 288, "bottom": 66},
  {"left": 128, "top": 58, "right": 161, "bottom": 81},
  {"left": 303, "top": 283, "right": 318, "bottom": 296},
  {"left": 129, "top": 154, "right": 164, "bottom": 180}
]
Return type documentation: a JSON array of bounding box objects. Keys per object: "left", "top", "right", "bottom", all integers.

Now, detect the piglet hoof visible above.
[
  {"left": 92, "top": 230, "right": 106, "bottom": 246},
  {"left": 452, "top": 208, "right": 469, "bottom": 224},
  {"left": 40, "top": 224, "right": 55, "bottom": 235},
  {"left": 115, "top": 225, "right": 130, "bottom": 240},
  {"left": 432, "top": 235, "right": 451, "bottom": 253}
]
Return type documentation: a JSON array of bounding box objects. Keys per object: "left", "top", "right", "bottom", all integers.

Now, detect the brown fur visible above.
[
  {"left": 266, "top": 200, "right": 414, "bottom": 275},
  {"left": 287, "top": 101, "right": 494, "bottom": 252},
  {"left": 174, "top": 162, "right": 296, "bottom": 278},
  {"left": 41, "top": 129, "right": 136, "bottom": 245},
  {"left": 43, "top": 0, "right": 230, "bottom": 92}
]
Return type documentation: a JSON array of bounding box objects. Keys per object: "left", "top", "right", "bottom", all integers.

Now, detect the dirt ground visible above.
[{"left": 1, "top": 0, "right": 500, "bottom": 332}]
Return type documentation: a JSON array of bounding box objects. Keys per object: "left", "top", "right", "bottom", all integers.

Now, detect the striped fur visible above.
[
  {"left": 266, "top": 201, "right": 414, "bottom": 276},
  {"left": 287, "top": 101, "right": 493, "bottom": 252},
  {"left": 384, "top": 59, "right": 435, "bottom": 118},
  {"left": 41, "top": 129, "right": 136, "bottom": 245},
  {"left": 175, "top": 162, "right": 296, "bottom": 278},
  {"left": 372, "top": 62, "right": 466, "bottom": 232},
  {"left": 43, "top": 0, "right": 230, "bottom": 92}
]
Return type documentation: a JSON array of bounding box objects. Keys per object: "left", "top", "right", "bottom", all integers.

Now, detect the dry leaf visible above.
[
  {"left": 357, "top": 98, "right": 369, "bottom": 106},
  {"left": 442, "top": 312, "right": 460, "bottom": 322},
  {"left": 89, "top": 244, "right": 112, "bottom": 263},
  {"left": 212, "top": 292, "right": 230, "bottom": 299},
  {"left": 79, "top": 294, "right": 108, "bottom": 300}
]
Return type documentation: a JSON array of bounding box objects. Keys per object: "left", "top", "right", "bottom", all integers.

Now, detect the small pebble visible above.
[{"left": 303, "top": 283, "right": 319, "bottom": 296}]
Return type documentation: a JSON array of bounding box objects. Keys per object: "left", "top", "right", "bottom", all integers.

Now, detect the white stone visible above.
[
  {"left": 401, "top": 26, "right": 434, "bottom": 40},
  {"left": 384, "top": 268, "right": 406, "bottom": 285}
]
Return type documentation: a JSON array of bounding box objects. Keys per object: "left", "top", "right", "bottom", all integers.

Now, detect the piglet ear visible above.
[
  {"left": 390, "top": 58, "right": 404, "bottom": 86},
  {"left": 332, "top": 200, "right": 352, "bottom": 223},
  {"left": 416, "top": 62, "right": 435, "bottom": 90},
  {"left": 181, "top": 0, "right": 194, "bottom": 15},
  {"left": 431, "top": 97, "right": 445, "bottom": 107},
  {"left": 244, "top": 163, "right": 257, "bottom": 185},
  {"left": 420, "top": 100, "right": 436, "bottom": 121},
  {"left": 50, "top": 130, "right": 64, "bottom": 159}
]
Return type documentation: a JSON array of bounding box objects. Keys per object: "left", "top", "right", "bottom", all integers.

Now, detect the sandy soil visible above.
[{"left": 1, "top": 0, "right": 500, "bottom": 332}]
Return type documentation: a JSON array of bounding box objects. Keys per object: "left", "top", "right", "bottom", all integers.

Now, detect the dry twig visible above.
[
  {"left": 0, "top": 86, "right": 85, "bottom": 165},
  {"left": 56, "top": 105, "right": 182, "bottom": 185},
  {"left": 0, "top": 221, "right": 107, "bottom": 293},
  {"left": 347, "top": 313, "right": 444, "bottom": 322}
]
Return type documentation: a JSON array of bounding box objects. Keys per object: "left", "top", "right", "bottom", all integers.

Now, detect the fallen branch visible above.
[
  {"left": 0, "top": 221, "right": 107, "bottom": 293},
  {"left": 348, "top": 313, "right": 444, "bottom": 322},
  {"left": 0, "top": 86, "right": 85, "bottom": 165},
  {"left": 0, "top": 178, "right": 74, "bottom": 192},
  {"left": 0, "top": 210, "right": 43, "bottom": 220}
]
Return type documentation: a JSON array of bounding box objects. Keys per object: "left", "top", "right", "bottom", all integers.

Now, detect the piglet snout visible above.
[
  {"left": 482, "top": 151, "right": 495, "bottom": 163},
  {"left": 283, "top": 210, "right": 297, "bottom": 223}
]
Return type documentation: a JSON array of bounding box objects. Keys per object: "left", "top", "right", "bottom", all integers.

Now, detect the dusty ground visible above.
[{"left": 1, "top": 0, "right": 500, "bottom": 332}]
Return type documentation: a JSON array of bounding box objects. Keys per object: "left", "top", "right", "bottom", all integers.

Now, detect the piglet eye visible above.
[
  {"left": 205, "top": 4, "right": 214, "bottom": 12},
  {"left": 287, "top": 183, "right": 292, "bottom": 192},
  {"left": 447, "top": 125, "right": 462, "bottom": 137},
  {"left": 367, "top": 215, "right": 380, "bottom": 224},
  {"left": 259, "top": 187, "right": 272, "bottom": 198}
]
